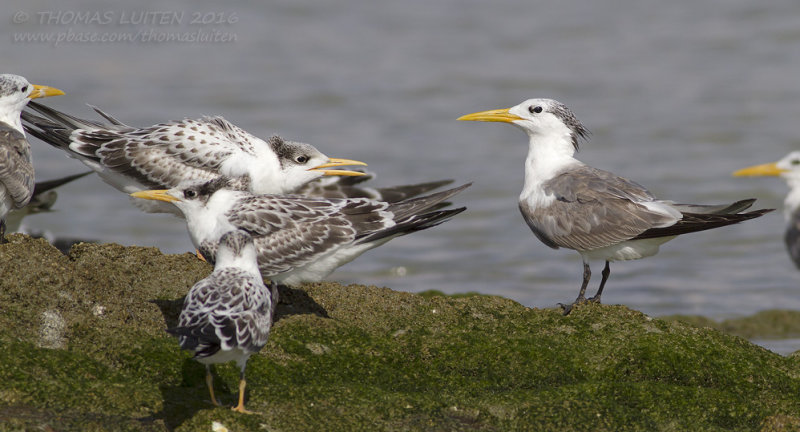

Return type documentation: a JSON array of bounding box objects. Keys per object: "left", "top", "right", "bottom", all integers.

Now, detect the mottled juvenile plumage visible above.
[
  {"left": 168, "top": 230, "right": 272, "bottom": 414},
  {"left": 132, "top": 178, "right": 469, "bottom": 285},
  {"left": 22, "top": 102, "right": 366, "bottom": 215}
]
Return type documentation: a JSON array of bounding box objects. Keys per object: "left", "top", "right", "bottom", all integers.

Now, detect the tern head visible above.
[
  {"left": 266, "top": 136, "right": 367, "bottom": 192},
  {"left": 733, "top": 151, "right": 800, "bottom": 218},
  {"left": 130, "top": 177, "right": 236, "bottom": 217},
  {"left": 131, "top": 177, "right": 243, "bottom": 250},
  {"left": 458, "top": 98, "right": 589, "bottom": 152},
  {"left": 733, "top": 151, "right": 800, "bottom": 184},
  {"left": 0, "top": 74, "right": 64, "bottom": 132}
]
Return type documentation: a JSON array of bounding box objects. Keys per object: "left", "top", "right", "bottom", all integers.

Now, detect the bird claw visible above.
[
  {"left": 559, "top": 296, "right": 588, "bottom": 316},
  {"left": 231, "top": 404, "right": 256, "bottom": 415}
]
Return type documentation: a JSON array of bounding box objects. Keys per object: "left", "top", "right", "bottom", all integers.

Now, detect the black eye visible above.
[
  {"left": 792, "top": 159, "right": 800, "bottom": 166},
  {"left": 184, "top": 189, "right": 197, "bottom": 199},
  {"left": 529, "top": 106, "right": 543, "bottom": 114},
  {"left": 20, "top": 85, "right": 28, "bottom": 93},
  {"left": 295, "top": 155, "right": 309, "bottom": 164}
]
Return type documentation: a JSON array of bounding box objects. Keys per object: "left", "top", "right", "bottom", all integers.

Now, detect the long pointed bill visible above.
[
  {"left": 130, "top": 189, "right": 179, "bottom": 203},
  {"left": 308, "top": 158, "right": 368, "bottom": 177},
  {"left": 457, "top": 108, "right": 523, "bottom": 123},
  {"left": 732, "top": 162, "right": 787, "bottom": 177},
  {"left": 29, "top": 84, "right": 65, "bottom": 99}
]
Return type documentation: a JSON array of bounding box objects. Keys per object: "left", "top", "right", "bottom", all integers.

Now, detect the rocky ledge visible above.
[{"left": 0, "top": 234, "right": 798, "bottom": 431}]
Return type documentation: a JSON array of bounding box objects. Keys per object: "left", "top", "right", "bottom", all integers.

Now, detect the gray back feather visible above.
[
  {"left": 519, "top": 165, "right": 673, "bottom": 251},
  {"left": 0, "top": 122, "right": 34, "bottom": 208}
]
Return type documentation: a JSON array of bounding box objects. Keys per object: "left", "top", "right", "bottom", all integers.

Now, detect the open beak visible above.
[
  {"left": 457, "top": 108, "right": 523, "bottom": 123},
  {"left": 308, "top": 158, "right": 368, "bottom": 177},
  {"left": 732, "top": 162, "right": 787, "bottom": 177},
  {"left": 29, "top": 84, "right": 65, "bottom": 100},
  {"left": 130, "top": 189, "right": 179, "bottom": 203}
]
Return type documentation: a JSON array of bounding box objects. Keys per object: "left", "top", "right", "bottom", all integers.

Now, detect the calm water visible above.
[{"left": 2, "top": 0, "right": 800, "bottom": 326}]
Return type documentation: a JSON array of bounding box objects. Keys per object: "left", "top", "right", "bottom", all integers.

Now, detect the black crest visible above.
[{"left": 549, "top": 102, "right": 590, "bottom": 151}]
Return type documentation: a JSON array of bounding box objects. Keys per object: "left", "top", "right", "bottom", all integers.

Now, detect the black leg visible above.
[
  {"left": 560, "top": 262, "right": 591, "bottom": 315},
  {"left": 0, "top": 219, "right": 6, "bottom": 244},
  {"left": 589, "top": 261, "right": 611, "bottom": 303}
]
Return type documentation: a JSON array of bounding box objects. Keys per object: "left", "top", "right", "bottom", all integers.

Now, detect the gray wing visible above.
[
  {"left": 785, "top": 211, "right": 800, "bottom": 270},
  {"left": 632, "top": 207, "right": 771, "bottom": 240},
  {"left": 221, "top": 184, "right": 470, "bottom": 275},
  {"left": 368, "top": 179, "right": 455, "bottom": 203},
  {"left": 71, "top": 117, "right": 244, "bottom": 189},
  {"left": 23, "top": 102, "right": 253, "bottom": 190},
  {"left": 0, "top": 122, "right": 34, "bottom": 208},
  {"left": 519, "top": 166, "right": 675, "bottom": 251},
  {"left": 668, "top": 199, "right": 755, "bottom": 215},
  {"left": 296, "top": 172, "right": 455, "bottom": 202},
  {"left": 222, "top": 195, "right": 393, "bottom": 275},
  {"left": 171, "top": 268, "right": 272, "bottom": 357},
  {"left": 292, "top": 171, "right": 374, "bottom": 198}
]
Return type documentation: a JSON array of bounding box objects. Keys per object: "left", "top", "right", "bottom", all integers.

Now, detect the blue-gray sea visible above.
[{"left": 3, "top": 0, "right": 800, "bottom": 351}]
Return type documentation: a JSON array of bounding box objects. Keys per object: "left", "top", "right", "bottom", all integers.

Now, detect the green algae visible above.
[
  {"left": 0, "top": 234, "right": 799, "bottom": 431},
  {"left": 664, "top": 310, "right": 800, "bottom": 340}
]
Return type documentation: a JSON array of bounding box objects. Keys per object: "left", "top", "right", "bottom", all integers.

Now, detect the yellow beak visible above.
[
  {"left": 308, "top": 158, "right": 368, "bottom": 177},
  {"left": 29, "top": 84, "right": 65, "bottom": 100},
  {"left": 732, "top": 162, "right": 787, "bottom": 177},
  {"left": 130, "top": 189, "right": 179, "bottom": 203},
  {"left": 457, "top": 108, "right": 523, "bottom": 123}
]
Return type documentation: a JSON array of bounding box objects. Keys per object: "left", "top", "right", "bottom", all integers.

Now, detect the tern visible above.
[
  {"left": 22, "top": 102, "right": 366, "bottom": 215},
  {"left": 459, "top": 98, "right": 772, "bottom": 314},
  {"left": 0, "top": 74, "right": 64, "bottom": 239},
  {"left": 132, "top": 178, "right": 469, "bottom": 285},
  {"left": 168, "top": 230, "right": 272, "bottom": 414},
  {"left": 733, "top": 151, "right": 800, "bottom": 268}
]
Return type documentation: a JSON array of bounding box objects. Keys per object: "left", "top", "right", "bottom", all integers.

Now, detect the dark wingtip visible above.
[
  {"left": 31, "top": 171, "right": 93, "bottom": 196},
  {"left": 732, "top": 198, "right": 757, "bottom": 211},
  {"left": 749, "top": 208, "right": 775, "bottom": 216}
]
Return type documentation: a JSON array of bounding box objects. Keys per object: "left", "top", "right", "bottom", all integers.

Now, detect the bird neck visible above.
[
  {"left": 784, "top": 178, "right": 800, "bottom": 220},
  {"left": 248, "top": 170, "right": 278, "bottom": 194},
  {"left": 0, "top": 105, "right": 24, "bottom": 135},
  {"left": 521, "top": 133, "right": 580, "bottom": 196},
  {"left": 184, "top": 193, "right": 237, "bottom": 249},
  {"left": 215, "top": 245, "right": 260, "bottom": 275}
]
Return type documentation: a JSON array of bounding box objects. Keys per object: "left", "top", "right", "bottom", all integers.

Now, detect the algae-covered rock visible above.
[
  {"left": 665, "top": 310, "right": 800, "bottom": 340},
  {"left": 0, "top": 234, "right": 799, "bottom": 431}
]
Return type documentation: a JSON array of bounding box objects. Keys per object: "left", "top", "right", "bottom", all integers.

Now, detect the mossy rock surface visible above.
[
  {"left": 1, "top": 234, "right": 799, "bottom": 431},
  {"left": 664, "top": 310, "right": 800, "bottom": 340}
]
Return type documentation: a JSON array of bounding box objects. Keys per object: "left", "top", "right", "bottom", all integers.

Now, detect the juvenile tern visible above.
[
  {"left": 22, "top": 102, "right": 366, "bottom": 214},
  {"left": 459, "top": 98, "right": 772, "bottom": 314},
  {"left": 168, "top": 230, "right": 272, "bottom": 414},
  {"left": 733, "top": 151, "right": 800, "bottom": 268},
  {"left": 132, "top": 178, "right": 469, "bottom": 285},
  {"left": 0, "top": 75, "right": 64, "bottom": 239}
]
